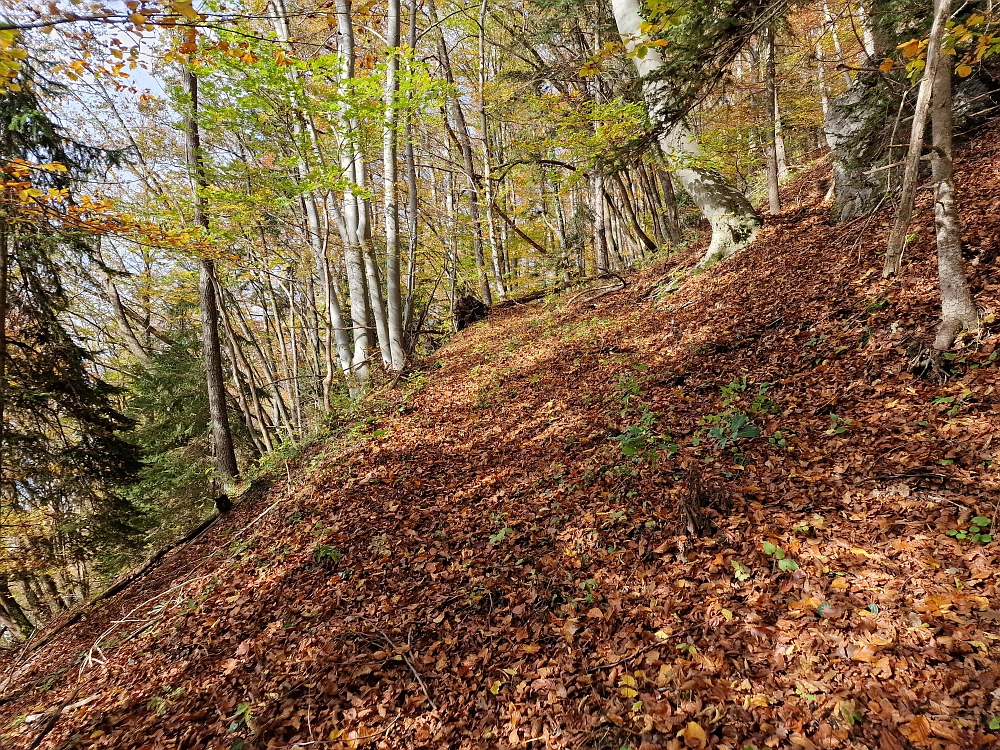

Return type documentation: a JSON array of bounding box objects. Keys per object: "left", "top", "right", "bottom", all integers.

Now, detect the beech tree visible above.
[{"left": 610, "top": 0, "right": 762, "bottom": 265}]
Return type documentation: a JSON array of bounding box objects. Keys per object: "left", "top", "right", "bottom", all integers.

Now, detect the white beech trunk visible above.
[
  {"left": 611, "top": 0, "right": 760, "bottom": 265},
  {"left": 479, "top": 0, "right": 507, "bottom": 300},
  {"left": 270, "top": 0, "right": 354, "bottom": 401},
  {"left": 763, "top": 23, "right": 781, "bottom": 214},
  {"left": 823, "top": 0, "right": 853, "bottom": 88},
  {"left": 383, "top": 0, "right": 405, "bottom": 371},
  {"left": 335, "top": 0, "right": 372, "bottom": 382},
  {"left": 929, "top": 39, "right": 978, "bottom": 350}
]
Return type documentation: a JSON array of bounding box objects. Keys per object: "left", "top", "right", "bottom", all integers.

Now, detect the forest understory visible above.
[{"left": 2, "top": 129, "right": 1000, "bottom": 750}]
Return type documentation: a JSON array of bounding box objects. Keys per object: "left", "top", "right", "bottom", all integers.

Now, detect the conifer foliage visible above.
[{"left": 0, "top": 73, "right": 139, "bottom": 639}]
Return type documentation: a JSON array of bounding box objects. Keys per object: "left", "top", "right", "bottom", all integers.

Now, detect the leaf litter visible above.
[{"left": 2, "top": 133, "right": 1000, "bottom": 749}]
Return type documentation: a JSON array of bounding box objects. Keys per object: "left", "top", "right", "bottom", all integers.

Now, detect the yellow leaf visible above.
[
  {"left": 620, "top": 686, "right": 639, "bottom": 698},
  {"left": 128, "top": 12, "right": 146, "bottom": 24},
  {"left": 620, "top": 674, "right": 637, "bottom": 687},
  {"left": 721, "top": 608, "right": 733, "bottom": 621},
  {"left": 903, "top": 715, "right": 931, "bottom": 743},
  {"left": 171, "top": 0, "right": 201, "bottom": 21},
  {"left": 899, "top": 39, "right": 921, "bottom": 58},
  {"left": 956, "top": 63, "right": 973, "bottom": 77},
  {"left": 488, "top": 680, "right": 501, "bottom": 695},
  {"left": 830, "top": 577, "right": 849, "bottom": 590},
  {"left": 680, "top": 721, "right": 707, "bottom": 749}
]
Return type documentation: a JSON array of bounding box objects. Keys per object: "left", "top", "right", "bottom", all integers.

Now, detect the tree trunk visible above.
[
  {"left": 763, "top": 22, "right": 781, "bottom": 214},
  {"left": 929, "top": 44, "right": 978, "bottom": 350},
  {"left": 402, "top": 0, "right": 421, "bottom": 334},
  {"left": 774, "top": 89, "right": 789, "bottom": 181},
  {"left": 182, "top": 67, "right": 239, "bottom": 487},
  {"left": 16, "top": 574, "right": 43, "bottom": 624},
  {"left": 429, "top": 0, "right": 493, "bottom": 306},
  {"left": 42, "top": 573, "right": 69, "bottom": 611},
  {"left": 479, "top": 0, "right": 507, "bottom": 300},
  {"left": 612, "top": 172, "right": 657, "bottom": 251},
  {"left": 823, "top": 0, "right": 853, "bottom": 88},
  {"left": 611, "top": 0, "right": 760, "bottom": 266},
  {"left": 883, "top": 0, "right": 950, "bottom": 277},
  {"left": 0, "top": 576, "right": 33, "bottom": 638},
  {"left": 335, "top": 0, "right": 373, "bottom": 384},
  {"left": 384, "top": 0, "right": 406, "bottom": 371}
]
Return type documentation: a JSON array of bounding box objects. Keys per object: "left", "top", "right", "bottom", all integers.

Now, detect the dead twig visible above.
[
  {"left": 587, "top": 640, "right": 664, "bottom": 673},
  {"left": 379, "top": 631, "right": 437, "bottom": 711}
]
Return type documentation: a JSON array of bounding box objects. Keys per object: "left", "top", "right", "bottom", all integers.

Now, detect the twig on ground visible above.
[
  {"left": 587, "top": 640, "right": 664, "bottom": 673},
  {"left": 380, "top": 631, "right": 438, "bottom": 711}
]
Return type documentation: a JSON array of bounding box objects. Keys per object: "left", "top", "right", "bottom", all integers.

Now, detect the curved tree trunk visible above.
[{"left": 611, "top": 0, "right": 760, "bottom": 266}]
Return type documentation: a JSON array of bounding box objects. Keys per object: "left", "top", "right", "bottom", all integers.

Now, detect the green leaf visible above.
[
  {"left": 990, "top": 716, "right": 1000, "bottom": 730},
  {"left": 762, "top": 541, "right": 777, "bottom": 556},
  {"left": 778, "top": 558, "right": 799, "bottom": 572},
  {"left": 972, "top": 516, "right": 991, "bottom": 527}
]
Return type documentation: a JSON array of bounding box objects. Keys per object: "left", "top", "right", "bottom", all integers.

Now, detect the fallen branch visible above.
[{"left": 27, "top": 687, "right": 79, "bottom": 750}]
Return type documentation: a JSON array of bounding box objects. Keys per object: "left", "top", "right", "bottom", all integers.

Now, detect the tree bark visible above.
[
  {"left": 763, "top": 22, "right": 781, "bottom": 214},
  {"left": 384, "top": 0, "right": 406, "bottom": 371},
  {"left": 929, "top": 44, "right": 978, "bottom": 350},
  {"left": 479, "top": 0, "right": 507, "bottom": 300},
  {"left": 402, "top": 0, "right": 420, "bottom": 334},
  {"left": 611, "top": 0, "right": 760, "bottom": 266},
  {"left": 335, "top": 0, "right": 373, "bottom": 383},
  {"left": 883, "top": 0, "right": 950, "bottom": 277},
  {"left": 182, "top": 67, "right": 240, "bottom": 487},
  {"left": 0, "top": 576, "right": 33, "bottom": 638},
  {"left": 428, "top": 0, "right": 493, "bottom": 306},
  {"left": 612, "top": 172, "right": 657, "bottom": 251}
]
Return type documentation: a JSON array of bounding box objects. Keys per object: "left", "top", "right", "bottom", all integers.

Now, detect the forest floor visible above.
[{"left": 3, "top": 131, "right": 1000, "bottom": 750}]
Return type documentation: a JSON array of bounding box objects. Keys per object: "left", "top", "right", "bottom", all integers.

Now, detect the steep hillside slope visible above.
[{"left": 3, "top": 133, "right": 1000, "bottom": 750}]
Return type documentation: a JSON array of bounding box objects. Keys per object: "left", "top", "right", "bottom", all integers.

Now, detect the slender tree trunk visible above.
[
  {"left": 612, "top": 172, "right": 657, "bottom": 251},
  {"left": 774, "top": 90, "right": 789, "bottom": 181},
  {"left": 479, "top": 0, "right": 507, "bottom": 300},
  {"left": 611, "top": 0, "right": 760, "bottom": 265},
  {"left": 856, "top": 1, "right": 877, "bottom": 59},
  {"left": 883, "top": 0, "right": 950, "bottom": 277},
  {"left": 336, "top": 0, "right": 373, "bottom": 383},
  {"left": 402, "top": 0, "right": 420, "bottom": 333},
  {"left": 655, "top": 166, "right": 682, "bottom": 242},
  {"left": 815, "top": 38, "right": 836, "bottom": 149},
  {"left": 823, "top": 0, "right": 853, "bottom": 87},
  {"left": 383, "top": 0, "right": 405, "bottom": 371},
  {"left": 929, "top": 47, "right": 978, "bottom": 350},
  {"left": 95, "top": 257, "right": 152, "bottom": 368},
  {"left": 182, "top": 67, "right": 239, "bottom": 487},
  {"left": 429, "top": 0, "right": 493, "bottom": 306},
  {"left": 763, "top": 23, "right": 781, "bottom": 214},
  {"left": 215, "top": 280, "right": 274, "bottom": 452},
  {"left": 0, "top": 576, "right": 32, "bottom": 638},
  {"left": 42, "top": 573, "right": 69, "bottom": 611}
]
